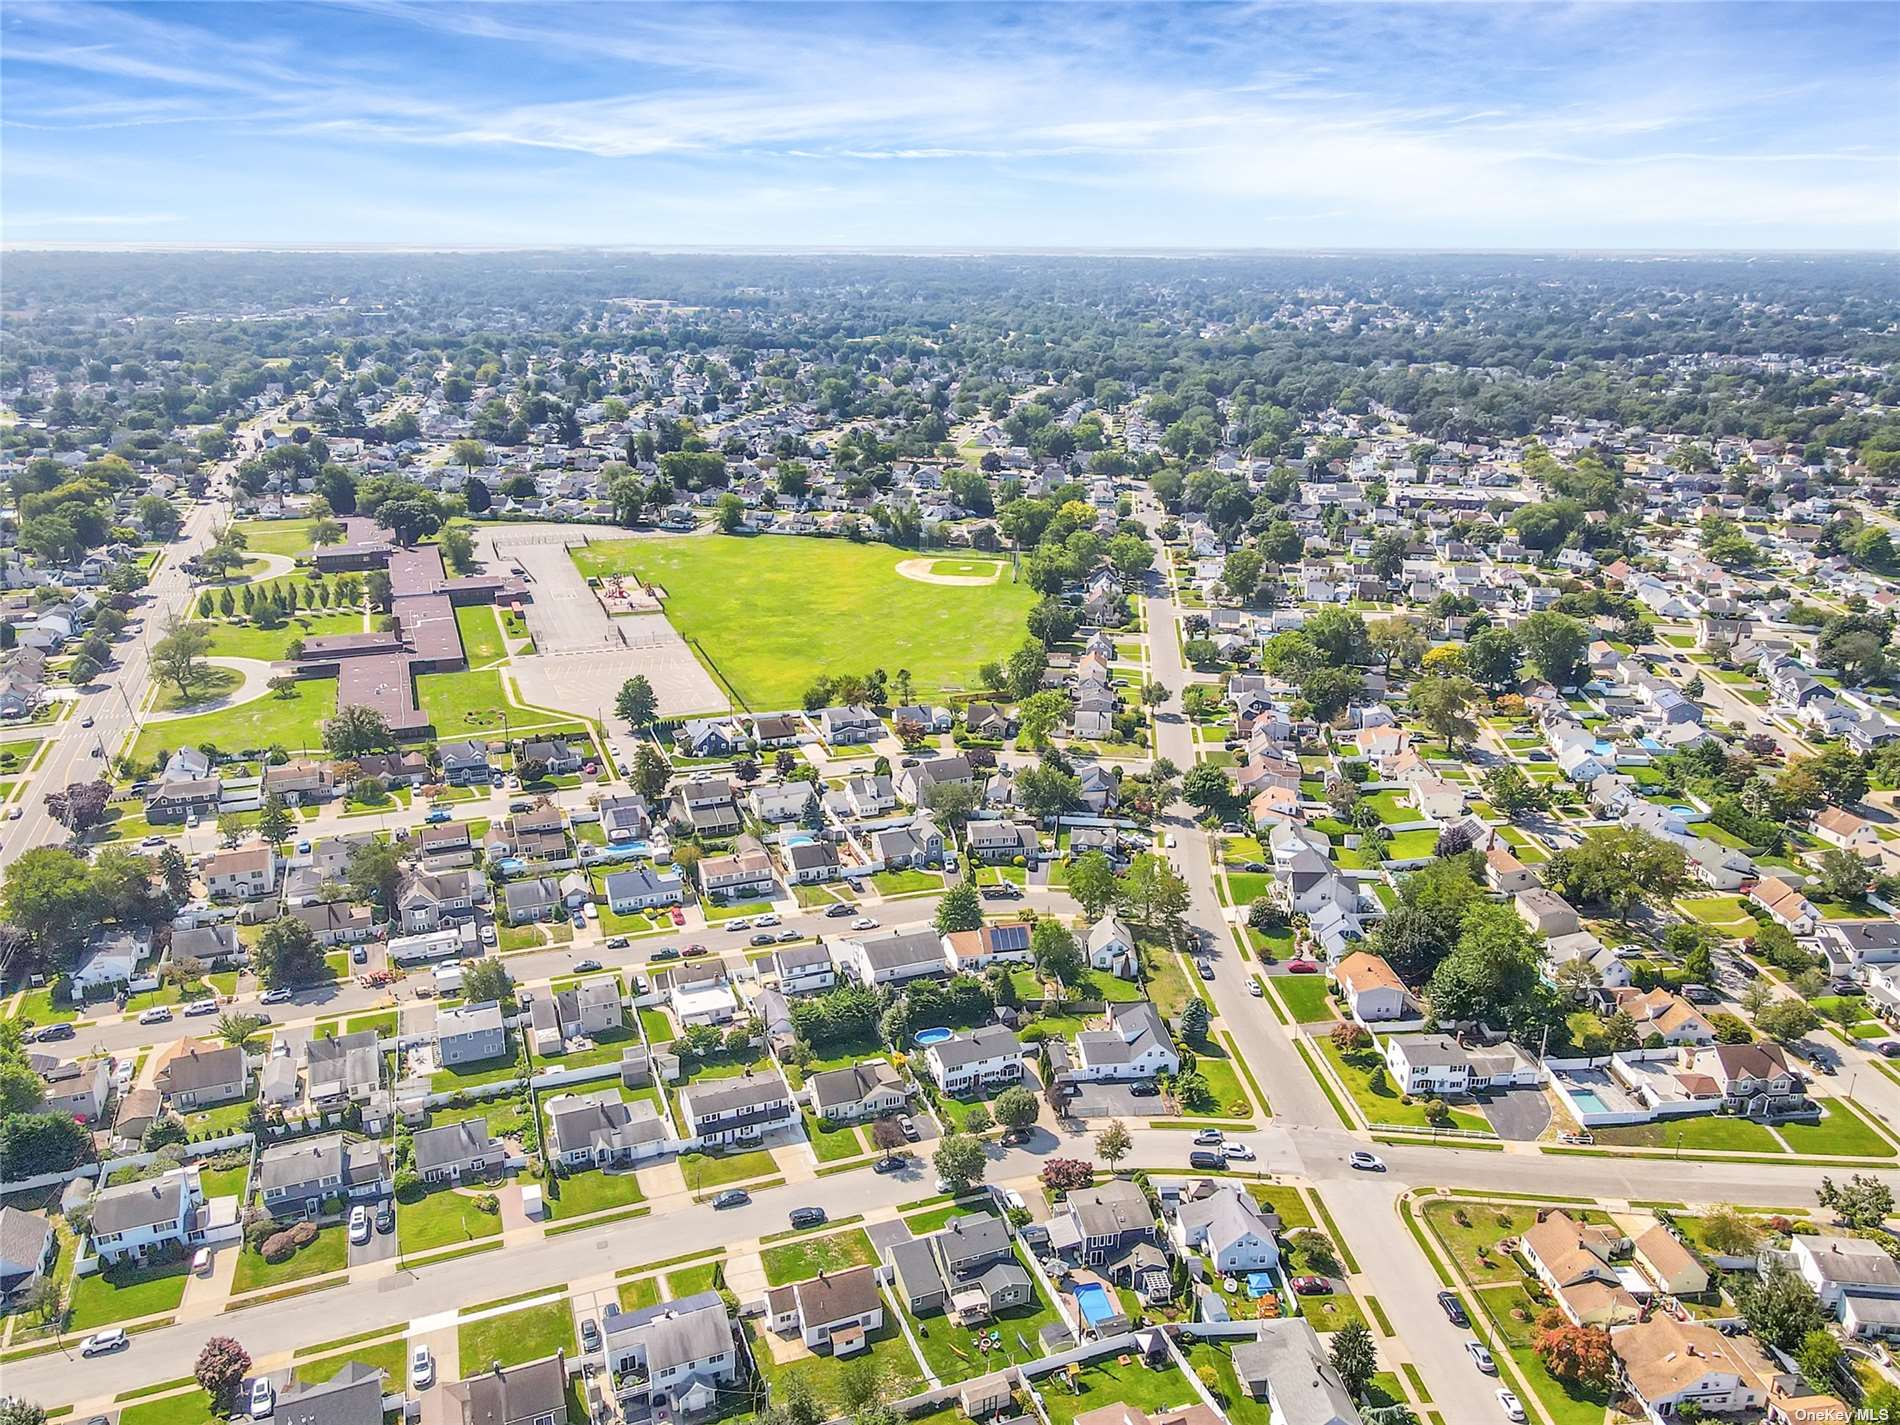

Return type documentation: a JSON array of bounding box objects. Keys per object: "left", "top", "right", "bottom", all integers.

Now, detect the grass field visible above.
[
  {"left": 66, "top": 1261, "right": 189, "bottom": 1331},
  {"left": 571, "top": 535, "right": 1037, "bottom": 708},
  {"left": 133, "top": 676, "right": 337, "bottom": 761},
  {"left": 200, "top": 613, "right": 364, "bottom": 663},
  {"left": 230, "top": 518, "right": 321, "bottom": 558},
  {"left": 1591, "top": 1115, "right": 1781, "bottom": 1152},
  {"left": 458, "top": 1299, "right": 575, "bottom": 1371},
  {"left": 152, "top": 664, "right": 244, "bottom": 712},
  {"left": 455, "top": 604, "right": 506, "bottom": 665},
  {"left": 399, "top": 1188, "right": 503, "bottom": 1252},
  {"left": 231, "top": 1225, "right": 347, "bottom": 1292},
  {"left": 1273, "top": 973, "right": 1337, "bottom": 1024},
  {"left": 761, "top": 1227, "right": 877, "bottom": 1285}
]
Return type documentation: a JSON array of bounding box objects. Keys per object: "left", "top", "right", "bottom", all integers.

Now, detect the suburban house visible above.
[
  {"left": 1087, "top": 912, "right": 1138, "bottom": 980},
  {"left": 1785, "top": 1234, "right": 1900, "bottom": 1336},
  {"left": 770, "top": 943, "right": 836, "bottom": 995},
  {"left": 1333, "top": 951, "right": 1417, "bottom": 1024},
  {"left": 256, "top": 1134, "right": 391, "bottom": 1216},
  {"left": 205, "top": 845, "right": 278, "bottom": 901},
  {"left": 1751, "top": 876, "right": 1818, "bottom": 934},
  {"left": 440, "top": 740, "right": 494, "bottom": 784},
  {"left": 1045, "top": 1180, "right": 1166, "bottom": 1298},
  {"left": 1170, "top": 1180, "right": 1281, "bottom": 1277},
  {"left": 1071, "top": 1001, "right": 1179, "bottom": 1082},
  {"left": 764, "top": 1264, "right": 884, "bottom": 1354},
  {"left": 603, "top": 863, "right": 686, "bottom": 912},
  {"left": 1522, "top": 1211, "right": 1640, "bottom": 1327},
  {"left": 834, "top": 928, "right": 949, "bottom": 986},
  {"left": 39, "top": 1058, "right": 111, "bottom": 1122},
  {"left": 925, "top": 1025, "right": 1022, "bottom": 1095},
  {"left": 781, "top": 838, "right": 843, "bottom": 884},
  {"left": 153, "top": 1042, "right": 248, "bottom": 1110},
  {"left": 0, "top": 1207, "right": 57, "bottom": 1297},
  {"left": 600, "top": 1291, "right": 739, "bottom": 1419},
  {"left": 89, "top": 1172, "right": 197, "bottom": 1264},
  {"left": 396, "top": 868, "right": 483, "bottom": 932},
  {"left": 667, "top": 959, "right": 738, "bottom": 1027},
  {"left": 1612, "top": 1316, "right": 1772, "bottom": 1422},
  {"left": 445, "top": 1354, "right": 569, "bottom": 1425},
  {"left": 1484, "top": 846, "right": 1539, "bottom": 894},
  {"left": 545, "top": 1090, "right": 669, "bottom": 1167},
  {"left": 271, "top": 1364, "right": 385, "bottom": 1425},
  {"left": 502, "top": 876, "right": 562, "bottom": 925},
  {"left": 966, "top": 820, "right": 1038, "bottom": 863},
  {"left": 700, "top": 840, "right": 779, "bottom": 901},
  {"left": 1383, "top": 1035, "right": 1473, "bottom": 1096},
  {"left": 941, "top": 922, "right": 1032, "bottom": 974},
  {"left": 1632, "top": 1222, "right": 1710, "bottom": 1299},
  {"left": 1230, "top": 1320, "right": 1358, "bottom": 1425},
  {"left": 883, "top": 1213, "right": 1032, "bottom": 1323},
  {"left": 437, "top": 1001, "right": 509, "bottom": 1066},
  {"left": 411, "top": 1119, "right": 496, "bottom": 1183},
  {"left": 1813, "top": 806, "right": 1880, "bottom": 856},
  {"left": 678, "top": 1072, "right": 796, "bottom": 1146},
  {"left": 806, "top": 1061, "right": 909, "bottom": 1124},
  {"left": 304, "top": 1030, "right": 384, "bottom": 1110}
]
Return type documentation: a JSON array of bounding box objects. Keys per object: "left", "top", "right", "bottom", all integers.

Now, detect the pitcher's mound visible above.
[{"left": 895, "top": 557, "right": 1004, "bottom": 586}]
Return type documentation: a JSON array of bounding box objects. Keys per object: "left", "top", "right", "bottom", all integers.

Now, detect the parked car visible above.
[
  {"left": 1437, "top": 1290, "right": 1469, "bottom": 1327},
  {"left": 351, "top": 947, "right": 368, "bottom": 964},
  {"left": 1248, "top": 979, "right": 1263, "bottom": 997},
  {"left": 750, "top": 933, "right": 776, "bottom": 946},
  {"left": 650, "top": 947, "right": 680, "bottom": 961},
  {"left": 479, "top": 925, "right": 497, "bottom": 946},
  {"left": 1129, "top": 1082, "right": 1159, "bottom": 1097},
  {"left": 137, "top": 1006, "right": 173, "bottom": 1025},
  {"left": 250, "top": 1378, "right": 274, "bottom": 1420},
  {"left": 606, "top": 937, "right": 630, "bottom": 950},
  {"left": 1188, "top": 1150, "right": 1224, "bottom": 1171},
  {"left": 899, "top": 1116, "right": 920, "bottom": 1142},
  {"left": 776, "top": 930, "right": 800, "bottom": 943},
  {"left": 1349, "top": 1150, "right": 1385, "bottom": 1172},
  {"left": 376, "top": 1201, "right": 395, "bottom": 1234},
  {"left": 1288, "top": 1275, "right": 1329, "bottom": 1296},
  {"left": 852, "top": 917, "right": 879, "bottom": 930},
  {"left": 726, "top": 918, "right": 752, "bottom": 932},
  {"left": 191, "top": 1248, "right": 212, "bottom": 1276},
  {"left": 712, "top": 1189, "right": 749, "bottom": 1209},
  {"left": 1193, "top": 1128, "right": 1224, "bottom": 1145},
  {"left": 873, "top": 1155, "right": 908, "bottom": 1174},
  {"left": 789, "top": 1206, "right": 826, "bottom": 1229},
  {"left": 411, "top": 1346, "right": 434, "bottom": 1390},
  {"left": 1196, "top": 960, "right": 1215, "bottom": 980},
  {"left": 574, "top": 958, "right": 602, "bottom": 972},
  {"left": 260, "top": 988, "right": 293, "bottom": 1004},
  {"left": 580, "top": 1318, "right": 601, "bottom": 1354},
  {"left": 184, "top": 998, "right": 219, "bottom": 1017},
  {"left": 755, "top": 913, "right": 781, "bottom": 927},
  {"left": 1285, "top": 958, "right": 1320, "bottom": 974},
  {"left": 826, "top": 903, "right": 857, "bottom": 918},
  {"left": 682, "top": 943, "right": 708, "bottom": 957},
  {"left": 1222, "top": 1143, "right": 1255, "bottom": 1161},
  {"left": 1879, "top": 1041, "right": 1900, "bottom": 1059},
  {"left": 424, "top": 809, "right": 451, "bottom": 824},
  {"left": 349, "top": 1205, "right": 370, "bottom": 1245},
  {"left": 1495, "top": 1388, "right": 1526, "bottom": 1422},
  {"left": 31, "top": 1023, "right": 74, "bottom": 1042},
  {"left": 81, "top": 1329, "right": 129, "bottom": 1357},
  {"left": 1467, "top": 1343, "right": 1497, "bottom": 1374},
  {"left": 139, "top": 835, "right": 167, "bottom": 849}
]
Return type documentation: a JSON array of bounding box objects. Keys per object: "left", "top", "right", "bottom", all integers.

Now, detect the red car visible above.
[
  {"left": 669, "top": 908, "right": 685, "bottom": 925},
  {"left": 682, "top": 943, "right": 709, "bottom": 957},
  {"left": 1286, "top": 958, "right": 1320, "bottom": 974},
  {"left": 1289, "top": 1275, "right": 1330, "bottom": 1295}
]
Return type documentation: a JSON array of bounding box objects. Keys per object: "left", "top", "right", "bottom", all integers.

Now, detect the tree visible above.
[
  {"left": 0, "top": 1058, "right": 44, "bottom": 1116},
  {"left": 3, "top": 847, "right": 93, "bottom": 955},
  {"left": 1330, "top": 1321, "right": 1378, "bottom": 1401},
  {"left": 1545, "top": 828, "right": 1685, "bottom": 922},
  {"left": 1182, "top": 762, "right": 1238, "bottom": 820},
  {"left": 1465, "top": 625, "right": 1524, "bottom": 692},
  {"left": 1014, "top": 691, "right": 1070, "bottom": 751},
  {"left": 615, "top": 676, "right": 658, "bottom": 728},
  {"left": 439, "top": 524, "right": 477, "bottom": 574},
  {"left": 346, "top": 838, "right": 403, "bottom": 911},
  {"left": 932, "top": 1132, "right": 986, "bottom": 1192},
  {"left": 1221, "top": 548, "right": 1263, "bottom": 604},
  {"left": 1754, "top": 998, "right": 1819, "bottom": 1042},
  {"left": 216, "top": 1013, "right": 267, "bottom": 1051},
  {"left": 633, "top": 743, "right": 670, "bottom": 800},
  {"left": 1031, "top": 919, "right": 1086, "bottom": 986},
  {"left": 450, "top": 439, "right": 487, "bottom": 472},
  {"left": 1411, "top": 674, "right": 1480, "bottom": 751},
  {"left": 870, "top": 1117, "right": 908, "bottom": 1154},
  {"left": 46, "top": 778, "right": 111, "bottom": 834},
  {"left": 375, "top": 497, "right": 443, "bottom": 547},
  {"left": 0, "top": 1112, "right": 90, "bottom": 1176},
  {"left": 1039, "top": 1158, "right": 1094, "bottom": 1192},
  {"left": 1067, "top": 851, "right": 1117, "bottom": 919},
  {"left": 462, "top": 958, "right": 514, "bottom": 1005},
  {"left": 255, "top": 917, "right": 325, "bottom": 989},
  {"left": 1796, "top": 1327, "right": 1843, "bottom": 1394},
  {"left": 1117, "top": 853, "right": 1190, "bottom": 944},
  {"left": 1699, "top": 1204, "right": 1760, "bottom": 1257},
  {"left": 152, "top": 618, "right": 212, "bottom": 700},
  {"left": 1519, "top": 611, "right": 1589, "bottom": 688},
  {"left": 1818, "top": 1173, "right": 1894, "bottom": 1229},
  {"left": 935, "top": 882, "right": 982, "bottom": 934},
  {"left": 1530, "top": 1317, "right": 1614, "bottom": 1389},
  {"left": 716, "top": 492, "right": 746, "bottom": 532},
  {"left": 323, "top": 703, "right": 393, "bottom": 758},
  {"left": 1739, "top": 1265, "right": 1828, "bottom": 1353},
  {"left": 257, "top": 794, "right": 294, "bottom": 850},
  {"left": 1816, "top": 848, "right": 1870, "bottom": 903},
  {"left": 1016, "top": 762, "right": 1083, "bottom": 820},
  {"left": 195, "top": 1336, "right": 252, "bottom": 1412},
  {"left": 1094, "top": 1119, "right": 1131, "bottom": 1169},
  {"left": 993, "top": 1086, "right": 1039, "bottom": 1133}
]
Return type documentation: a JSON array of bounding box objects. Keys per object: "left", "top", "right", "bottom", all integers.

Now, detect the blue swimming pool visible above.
[
  {"left": 1073, "top": 1282, "right": 1118, "bottom": 1327},
  {"left": 1246, "top": 1273, "right": 1276, "bottom": 1299},
  {"left": 913, "top": 1026, "right": 953, "bottom": 1048},
  {"left": 1568, "top": 1089, "right": 1610, "bottom": 1115}
]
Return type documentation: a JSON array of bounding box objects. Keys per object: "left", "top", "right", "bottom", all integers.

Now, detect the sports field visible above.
[{"left": 571, "top": 535, "right": 1036, "bottom": 708}]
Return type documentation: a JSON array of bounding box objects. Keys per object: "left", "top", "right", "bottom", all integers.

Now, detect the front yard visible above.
[
  {"left": 678, "top": 1147, "right": 780, "bottom": 1191},
  {"left": 66, "top": 1260, "right": 189, "bottom": 1330},
  {"left": 399, "top": 1187, "right": 503, "bottom": 1252},
  {"left": 230, "top": 1223, "right": 348, "bottom": 1292},
  {"left": 1312, "top": 1035, "right": 1491, "bottom": 1133},
  {"left": 760, "top": 1227, "right": 878, "bottom": 1286},
  {"left": 544, "top": 1168, "right": 646, "bottom": 1219},
  {"left": 457, "top": 1299, "right": 576, "bottom": 1371}
]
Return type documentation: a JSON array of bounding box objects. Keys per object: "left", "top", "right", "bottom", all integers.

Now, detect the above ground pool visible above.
[
  {"left": 1073, "top": 1282, "right": 1118, "bottom": 1327},
  {"left": 913, "top": 1026, "right": 953, "bottom": 1048}
]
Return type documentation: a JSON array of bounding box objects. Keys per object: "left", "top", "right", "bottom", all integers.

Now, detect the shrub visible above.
[
  {"left": 287, "top": 1220, "right": 318, "bottom": 1247},
  {"left": 474, "top": 1193, "right": 500, "bottom": 1214},
  {"left": 260, "top": 1231, "right": 297, "bottom": 1263},
  {"left": 394, "top": 1168, "right": 424, "bottom": 1202}
]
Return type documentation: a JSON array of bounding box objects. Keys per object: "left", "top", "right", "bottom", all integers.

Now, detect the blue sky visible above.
[{"left": 3, "top": 1, "right": 1896, "bottom": 249}]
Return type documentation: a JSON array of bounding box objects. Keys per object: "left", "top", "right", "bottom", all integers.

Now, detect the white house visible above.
[
  {"left": 1383, "top": 1035, "right": 1472, "bottom": 1096},
  {"left": 90, "top": 1172, "right": 198, "bottom": 1265},
  {"left": 925, "top": 1025, "right": 1022, "bottom": 1095},
  {"left": 1071, "top": 1001, "right": 1179, "bottom": 1082},
  {"left": 1333, "top": 952, "right": 1415, "bottom": 1024}
]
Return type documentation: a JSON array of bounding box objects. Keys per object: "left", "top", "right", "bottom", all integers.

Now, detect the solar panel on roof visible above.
[{"left": 990, "top": 924, "right": 1030, "bottom": 951}]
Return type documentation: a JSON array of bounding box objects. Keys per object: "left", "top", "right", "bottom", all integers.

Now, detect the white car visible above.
[
  {"left": 1192, "top": 1128, "right": 1224, "bottom": 1146},
  {"left": 260, "top": 988, "right": 293, "bottom": 1005},
  {"left": 250, "top": 1378, "right": 275, "bottom": 1420},
  {"left": 1348, "top": 1150, "right": 1386, "bottom": 1172},
  {"left": 754, "top": 913, "right": 780, "bottom": 927},
  {"left": 479, "top": 924, "right": 497, "bottom": 945},
  {"left": 184, "top": 999, "right": 219, "bottom": 1016},
  {"left": 411, "top": 1345, "right": 434, "bottom": 1390},
  {"left": 1222, "top": 1143, "right": 1256, "bottom": 1162},
  {"left": 348, "top": 1204, "right": 370, "bottom": 1244},
  {"left": 137, "top": 1006, "right": 173, "bottom": 1025},
  {"left": 80, "top": 1328, "right": 129, "bottom": 1356},
  {"left": 1467, "top": 1343, "right": 1497, "bottom": 1375},
  {"left": 1495, "top": 1388, "right": 1525, "bottom": 1422},
  {"left": 852, "top": 917, "right": 879, "bottom": 930}
]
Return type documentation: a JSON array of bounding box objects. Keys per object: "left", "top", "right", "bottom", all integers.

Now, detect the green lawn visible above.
[
  {"left": 1591, "top": 1115, "right": 1782, "bottom": 1152},
  {"left": 1384, "top": 828, "right": 1441, "bottom": 860},
  {"left": 231, "top": 1224, "right": 348, "bottom": 1292},
  {"left": 871, "top": 868, "right": 943, "bottom": 896},
  {"left": 1778, "top": 1098, "right": 1896, "bottom": 1158},
  {"left": 1676, "top": 895, "right": 1757, "bottom": 933},
  {"left": 571, "top": 535, "right": 1038, "bottom": 707},
  {"left": 1221, "top": 871, "right": 1274, "bottom": 906},
  {"left": 66, "top": 1261, "right": 189, "bottom": 1330},
  {"left": 429, "top": 1036, "right": 525, "bottom": 1091},
  {"left": 678, "top": 1147, "right": 779, "bottom": 1191},
  {"left": 418, "top": 669, "right": 515, "bottom": 736},
  {"left": 761, "top": 1227, "right": 878, "bottom": 1286},
  {"left": 901, "top": 1247, "right": 1065, "bottom": 1383},
  {"left": 1314, "top": 1036, "right": 1491, "bottom": 1133},
  {"left": 117, "top": 1388, "right": 214, "bottom": 1425},
  {"left": 802, "top": 1110, "right": 867, "bottom": 1163},
  {"left": 200, "top": 613, "right": 364, "bottom": 663},
  {"left": 1273, "top": 974, "right": 1337, "bottom": 1024},
  {"left": 152, "top": 664, "right": 245, "bottom": 712},
  {"left": 295, "top": 1339, "right": 408, "bottom": 1387},
  {"left": 230, "top": 518, "right": 321, "bottom": 557},
  {"left": 1421, "top": 1199, "right": 1544, "bottom": 1280},
  {"left": 133, "top": 675, "right": 337, "bottom": 761},
  {"left": 1247, "top": 1184, "right": 1316, "bottom": 1230},
  {"left": 455, "top": 603, "right": 507, "bottom": 665},
  {"left": 618, "top": 1275, "right": 662, "bottom": 1312},
  {"left": 745, "top": 1318, "right": 922, "bottom": 1415},
  {"left": 545, "top": 1168, "right": 647, "bottom": 1219},
  {"left": 458, "top": 1299, "right": 576, "bottom": 1371},
  {"left": 1475, "top": 1283, "right": 1614, "bottom": 1425},
  {"left": 399, "top": 1188, "right": 503, "bottom": 1252},
  {"left": 1038, "top": 1357, "right": 1195, "bottom": 1425}
]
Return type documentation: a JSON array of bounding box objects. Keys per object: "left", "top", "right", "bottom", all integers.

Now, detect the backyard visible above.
[
  {"left": 570, "top": 535, "right": 1038, "bottom": 708},
  {"left": 901, "top": 1249, "right": 1066, "bottom": 1383}
]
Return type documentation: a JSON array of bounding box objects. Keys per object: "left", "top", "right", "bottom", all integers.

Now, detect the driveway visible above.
[
  {"left": 1480, "top": 1086, "right": 1553, "bottom": 1141},
  {"left": 349, "top": 1211, "right": 400, "bottom": 1268},
  {"left": 1064, "top": 1081, "right": 1161, "bottom": 1120}
]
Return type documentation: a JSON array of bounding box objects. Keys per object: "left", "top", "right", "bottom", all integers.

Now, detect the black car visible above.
[
  {"left": 1188, "top": 1150, "right": 1225, "bottom": 1170},
  {"left": 1436, "top": 1290, "right": 1469, "bottom": 1327},
  {"left": 30, "top": 1022, "right": 75, "bottom": 1042},
  {"left": 1129, "top": 1082, "right": 1160, "bottom": 1098},
  {"left": 750, "top": 933, "right": 776, "bottom": 946},
  {"left": 873, "top": 1155, "right": 908, "bottom": 1174},
  {"left": 826, "top": 903, "right": 857, "bottom": 918},
  {"left": 375, "top": 1201, "right": 395, "bottom": 1234},
  {"left": 650, "top": 947, "right": 681, "bottom": 961},
  {"left": 788, "top": 1206, "right": 826, "bottom": 1229},
  {"left": 1879, "top": 1041, "right": 1900, "bottom": 1059}
]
